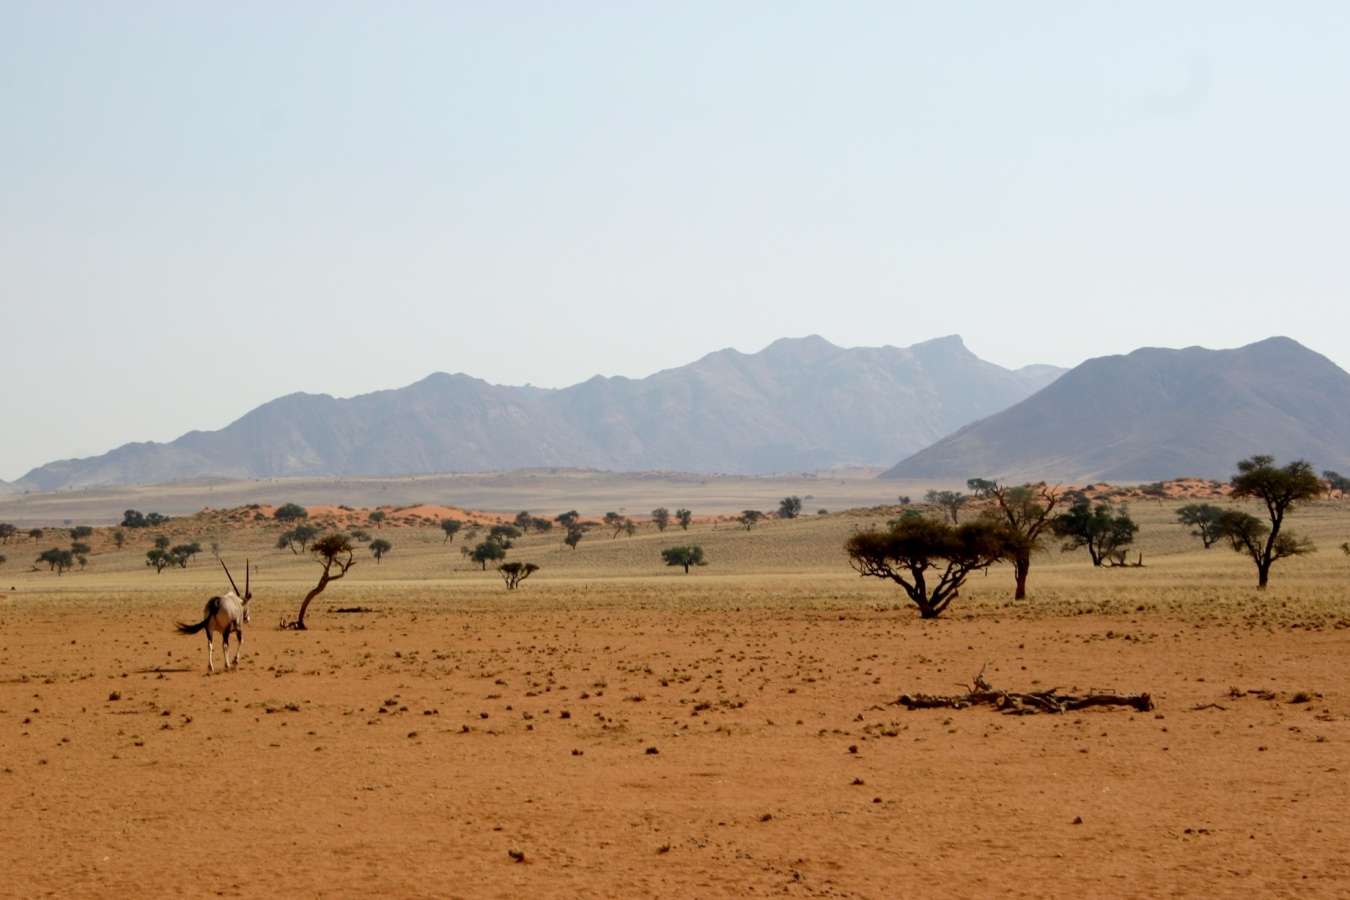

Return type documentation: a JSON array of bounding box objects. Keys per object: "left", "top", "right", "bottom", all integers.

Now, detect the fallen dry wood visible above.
[
  {"left": 895, "top": 668, "right": 1153, "bottom": 714},
  {"left": 896, "top": 689, "right": 1152, "bottom": 713}
]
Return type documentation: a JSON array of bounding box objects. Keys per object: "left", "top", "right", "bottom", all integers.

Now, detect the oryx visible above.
[{"left": 176, "top": 559, "right": 251, "bottom": 673}]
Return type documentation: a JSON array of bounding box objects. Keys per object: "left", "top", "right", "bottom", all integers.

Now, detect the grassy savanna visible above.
[{"left": 2, "top": 494, "right": 1349, "bottom": 897}]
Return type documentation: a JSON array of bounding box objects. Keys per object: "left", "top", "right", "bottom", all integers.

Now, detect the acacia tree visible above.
[
  {"left": 369, "top": 538, "right": 392, "bottom": 563},
  {"left": 603, "top": 512, "right": 627, "bottom": 538},
  {"left": 967, "top": 479, "right": 1064, "bottom": 600},
  {"left": 40, "top": 548, "right": 75, "bottom": 575},
  {"left": 289, "top": 533, "right": 356, "bottom": 630},
  {"left": 70, "top": 525, "right": 93, "bottom": 540},
  {"left": 661, "top": 545, "right": 706, "bottom": 573},
  {"left": 1322, "top": 470, "right": 1349, "bottom": 499},
  {"left": 738, "top": 510, "right": 764, "bottom": 531},
  {"left": 488, "top": 524, "right": 522, "bottom": 547},
  {"left": 1052, "top": 499, "right": 1138, "bottom": 567},
  {"left": 1225, "top": 455, "right": 1322, "bottom": 588},
  {"left": 171, "top": 542, "right": 202, "bottom": 567},
  {"left": 846, "top": 517, "right": 1014, "bottom": 618},
  {"left": 441, "top": 518, "right": 463, "bottom": 543},
  {"left": 651, "top": 508, "right": 671, "bottom": 532},
  {"left": 676, "top": 508, "right": 693, "bottom": 530},
  {"left": 146, "top": 548, "right": 172, "bottom": 573},
  {"left": 0, "top": 523, "right": 15, "bottom": 544},
  {"left": 277, "top": 524, "right": 320, "bottom": 554},
  {"left": 556, "top": 510, "right": 580, "bottom": 530},
  {"left": 564, "top": 525, "right": 584, "bottom": 551},
  {"left": 28, "top": 528, "right": 43, "bottom": 542},
  {"left": 1177, "top": 504, "right": 1226, "bottom": 549},
  {"left": 471, "top": 541, "right": 506, "bottom": 570},
  {"left": 368, "top": 510, "right": 386, "bottom": 528},
  {"left": 498, "top": 561, "right": 539, "bottom": 589},
  {"left": 778, "top": 496, "right": 803, "bottom": 519},
  {"left": 924, "top": 490, "right": 969, "bottom": 524},
  {"left": 274, "top": 503, "right": 308, "bottom": 523},
  {"left": 112, "top": 529, "right": 126, "bottom": 549}
]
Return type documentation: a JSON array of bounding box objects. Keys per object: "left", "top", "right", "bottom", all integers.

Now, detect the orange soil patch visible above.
[{"left": 2, "top": 601, "right": 1347, "bottom": 897}]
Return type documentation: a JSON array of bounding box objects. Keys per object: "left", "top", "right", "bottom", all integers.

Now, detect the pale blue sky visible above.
[{"left": 3, "top": 2, "right": 1347, "bottom": 480}]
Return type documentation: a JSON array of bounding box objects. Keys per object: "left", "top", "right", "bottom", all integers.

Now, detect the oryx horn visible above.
[{"left": 220, "top": 558, "right": 242, "bottom": 597}]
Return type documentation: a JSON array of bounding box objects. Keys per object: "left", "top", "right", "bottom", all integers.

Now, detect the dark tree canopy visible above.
[
  {"left": 441, "top": 518, "right": 463, "bottom": 542},
  {"left": 1052, "top": 499, "right": 1138, "bottom": 566},
  {"left": 0, "top": 523, "right": 17, "bottom": 544},
  {"left": 40, "top": 547, "right": 76, "bottom": 574},
  {"left": 1227, "top": 455, "right": 1322, "bottom": 588},
  {"left": 564, "top": 525, "right": 584, "bottom": 550},
  {"left": 70, "top": 541, "right": 92, "bottom": 557},
  {"left": 924, "top": 490, "right": 969, "bottom": 525},
  {"left": 121, "top": 509, "right": 169, "bottom": 528},
  {"left": 555, "top": 510, "right": 580, "bottom": 529},
  {"left": 278, "top": 524, "right": 320, "bottom": 553},
  {"left": 498, "top": 561, "right": 539, "bottom": 589},
  {"left": 171, "top": 542, "right": 201, "bottom": 568},
  {"left": 274, "top": 503, "right": 309, "bottom": 522},
  {"left": 778, "top": 496, "right": 803, "bottom": 519},
  {"left": 661, "top": 545, "right": 706, "bottom": 573},
  {"left": 1177, "top": 504, "right": 1226, "bottom": 549},
  {"left": 471, "top": 540, "right": 507, "bottom": 569},
  {"left": 966, "top": 479, "right": 1064, "bottom": 600},
  {"left": 738, "top": 510, "right": 764, "bottom": 530},
  {"left": 112, "top": 529, "right": 126, "bottom": 549},
  {"left": 1323, "top": 470, "right": 1349, "bottom": 499},
  {"left": 846, "top": 517, "right": 1015, "bottom": 619},
  {"left": 145, "top": 548, "right": 172, "bottom": 573},
  {"left": 488, "top": 524, "right": 522, "bottom": 547},
  {"left": 70, "top": 525, "right": 94, "bottom": 540},
  {"left": 28, "top": 528, "right": 44, "bottom": 541},
  {"left": 675, "top": 508, "right": 693, "bottom": 530},
  {"left": 153, "top": 534, "right": 171, "bottom": 550},
  {"left": 369, "top": 538, "right": 392, "bottom": 563},
  {"left": 651, "top": 508, "right": 671, "bottom": 532},
  {"left": 603, "top": 512, "right": 628, "bottom": 538},
  {"left": 368, "top": 510, "right": 386, "bottom": 527}
]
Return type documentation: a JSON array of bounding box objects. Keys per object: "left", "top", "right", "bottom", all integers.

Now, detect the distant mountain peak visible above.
[
  {"left": 16, "top": 336, "right": 1064, "bottom": 491},
  {"left": 883, "top": 336, "right": 1350, "bottom": 482}
]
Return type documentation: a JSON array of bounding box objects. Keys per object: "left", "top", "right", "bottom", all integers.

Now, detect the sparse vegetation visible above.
[
  {"left": 924, "top": 490, "right": 968, "bottom": 525},
  {"left": 1052, "top": 498, "right": 1138, "bottom": 567},
  {"left": 121, "top": 509, "right": 169, "bottom": 528},
  {"left": 0, "top": 523, "right": 15, "bottom": 544},
  {"left": 845, "top": 517, "right": 1014, "bottom": 618},
  {"left": 440, "top": 518, "right": 463, "bottom": 543},
  {"left": 778, "top": 496, "right": 802, "bottom": 519},
  {"left": 286, "top": 533, "right": 357, "bottom": 630},
  {"left": 1177, "top": 503, "right": 1226, "bottom": 549},
  {"left": 369, "top": 510, "right": 386, "bottom": 528},
  {"left": 498, "top": 561, "right": 539, "bottom": 589},
  {"left": 661, "top": 545, "right": 706, "bottom": 573},
  {"left": 369, "top": 538, "right": 392, "bottom": 563},
  {"left": 738, "top": 510, "right": 764, "bottom": 530},
  {"left": 967, "top": 478, "right": 1064, "bottom": 600},
  {"left": 274, "top": 503, "right": 309, "bottom": 523},
  {"left": 676, "top": 508, "right": 693, "bottom": 530},
  {"left": 146, "top": 548, "right": 172, "bottom": 573},
  {"left": 471, "top": 541, "right": 507, "bottom": 570},
  {"left": 651, "top": 507, "right": 671, "bottom": 531},
  {"left": 38, "top": 548, "right": 75, "bottom": 575},
  {"left": 1226, "top": 455, "right": 1322, "bottom": 588}
]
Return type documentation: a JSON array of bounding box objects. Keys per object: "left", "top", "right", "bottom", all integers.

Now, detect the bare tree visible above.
[{"left": 287, "top": 534, "right": 356, "bottom": 630}]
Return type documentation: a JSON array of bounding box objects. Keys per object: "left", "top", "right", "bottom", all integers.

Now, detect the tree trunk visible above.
[
  {"left": 1257, "top": 560, "right": 1270, "bottom": 589},
  {"left": 683, "top": 563, "right": 690, "bottom": 573},
  {"left": 294, "top": 572, "right": 332, "bottom": 630},
  {"left": 1013, "top": 555, "right": 1030, "bottom": 600}
]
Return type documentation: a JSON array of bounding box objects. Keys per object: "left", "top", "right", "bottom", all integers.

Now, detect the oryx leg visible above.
[
  {"left": 233, "top": 627, "right": 243, "bottom": 668},
  {"left": 206, "top": 630, "right": 215, "bottom": 674},
  {"left": 221, "top": 629, "right": 231, "bottom": 671}
]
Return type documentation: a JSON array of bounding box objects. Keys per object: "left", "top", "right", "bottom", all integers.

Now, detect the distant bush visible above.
[
  {"left": 661, "top": 545, "right": 706, "bottom": 574},
  {"left": 274, "top": 503, "right": 309, "bottom": 523}
]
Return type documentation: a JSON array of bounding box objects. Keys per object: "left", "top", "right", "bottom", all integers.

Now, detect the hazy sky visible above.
[{"left": 3, "top": 2, "right": 1348, "bottom": 480}]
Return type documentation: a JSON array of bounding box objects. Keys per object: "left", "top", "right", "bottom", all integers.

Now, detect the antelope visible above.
[{"left": 176, "top": 559, "right": 251, "bottom": 673}]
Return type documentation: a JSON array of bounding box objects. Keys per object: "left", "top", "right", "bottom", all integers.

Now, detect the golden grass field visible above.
[{"left": 2, "top": 491, "right": 1349, "bottom": 897}]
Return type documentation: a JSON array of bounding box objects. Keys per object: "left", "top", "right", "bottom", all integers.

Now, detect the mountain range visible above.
[
  {"left": 881, "top": 337, "right": 1350, "bottom": 482},
  {"left": 15, "top": 335, "right": 1062, "bottom": 491}
]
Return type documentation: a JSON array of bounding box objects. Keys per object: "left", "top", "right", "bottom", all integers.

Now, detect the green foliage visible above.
[
  {"left": 440, "top": 518, "right": 463, "bottom": 542},
  {"left": 661, "top": 545, "right": 706, "bottom": 573},
  {"left": 274, "top": 503, "right": 309, "bottom": 523},
  {"left": 514, "top": 511, "right": 533, "bottom": 530},
  {"left": 39, "top": 547, "right": 76, "bottom": 574},
  {"left": 1227, "top": 455, "right": 1323, "bottom": 588},
  {"left": 0, "top": 523, "right": 16, "bottom": 544},
  {"left": 778, "top": 496, "right": 803, "bottom": 519},
  {"left": 651, "top": 507, "right": 671, "bottom": 531},
  {"left": 121, "top": 509, "right": 168, "bottom": 528},
  {"left": 145, "top": 548, "right": 171, "bottom": 572},
  {"left": 368, "top": 510, "right": 386, "bottom": 527},
  {"left": 311, "top": 532, "right": 355, "bottom": 563},
  {"left": 846, "top": 517, "right": 1016, "bottom": 619},
  {"left": 966, "top": 479, "right": 1065, "bottom": 599},
  {"left": 555, "top": 510, "right": 580, "bottom": 529},
  {"left": 529, "top": 517, "right": 552, "bottom": 533},
  {"left": 1177, "top": 504, "right": 1226, "bottom": 548},
  {"left": 112, "top": 529, "right": 126, "bottom": 549},
  {"left": 70, "top": 541, "right": 92, "bottom": 557},
  {"left": 153, "top": 534, "right": 171, "bottom": 550},
  {"left": 170, "top": 542, "right": 202, "bottom": 567},
  {"left": 349, "top": 528, "right": 372, "bottom": 543},
  {"left": 564, "top": 525, "right": 584, "bottom": 550},
  {"left": 471, "top": 540, "right": 506, "bottom": 570},
  {"left": 738, "top": 510, "right": 764, "bottom": 530},
  {"left": 488, "top": 524, "right": 522, "bottom": 547},
  {"left": 69, "top": 525, "right": 93, "bottom": 540},
  {"left": 498, "top": 561, "right": 539, "bottom": 589},
  {"left": 28, "top": 528, "right": 43, "bottom": 542},
  {"left": 675, "top": 508, "right": 693, "bottom": 530},
  {"left": 623, "top": 519, "right": 637, "bottom": 538},
  {"left": 1052, "top": 499, "right": 1138, "bottom": 566},
  {"left": 278, "top": 524, "right": 320, "bottom": 553},
  {"left": 924, "top": 490, "right": 968, "bottom": 524},
  {"left": 603, "top": 512, "right": 630, "bottom": 538},
  {"left": 369, "top": 538, "right": 392, "bottom": 563}
]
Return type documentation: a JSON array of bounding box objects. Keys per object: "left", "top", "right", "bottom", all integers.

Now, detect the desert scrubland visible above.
[{"left": 2, "top": 492, "right": 1349, "bottom": 898}]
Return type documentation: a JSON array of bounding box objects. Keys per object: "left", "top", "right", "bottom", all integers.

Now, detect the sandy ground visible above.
[
  {"left": 3, "top": 592, "right": 1348, "bottom": 898},
  {"left": 3, "top": 498, "right": 1349, "bottom": 897}
]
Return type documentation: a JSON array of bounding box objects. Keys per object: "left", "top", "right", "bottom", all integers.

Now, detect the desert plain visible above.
[{"left": 1, "top": 476, "right": 1348, "bottom": 898}]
